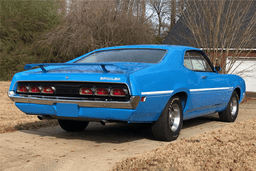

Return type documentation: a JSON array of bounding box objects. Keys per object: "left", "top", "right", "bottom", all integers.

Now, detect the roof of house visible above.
[{"left": 162, "top": 1, "right": 256, "bottom": 49}]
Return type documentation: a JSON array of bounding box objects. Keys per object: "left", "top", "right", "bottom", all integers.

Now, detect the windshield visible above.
[{"left": 75, "top": 49, "right": 167, "bottom": 64}]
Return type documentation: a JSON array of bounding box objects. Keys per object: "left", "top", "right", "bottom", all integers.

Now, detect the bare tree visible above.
[
  {"left": 181, "top": 0, "right": 256, "bottom": 74},
  {"left": 148, "top": 0, "right": 186, "bottom": 38},
  {"left": 170, "top": 0, "right": 176, "bottom": 30},
  {"left": 135, "top": 0, "right": 146, "bottom": 22},
  {"left": 148, "top": 0, "right": 169, "bottom": 37},
  {"left": 35, "top": 0, "right": 154, "bottom": 62}
]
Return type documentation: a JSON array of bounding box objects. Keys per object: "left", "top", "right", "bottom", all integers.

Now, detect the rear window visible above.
[{"left": 75, "top": 49, "right": 167, "bottom": 64}]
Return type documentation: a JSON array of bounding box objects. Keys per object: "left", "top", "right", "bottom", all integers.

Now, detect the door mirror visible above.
[{"left": 214, "top": 66, "right": 221, "bottom": 72}]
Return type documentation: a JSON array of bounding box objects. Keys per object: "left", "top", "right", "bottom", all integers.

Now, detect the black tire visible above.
[
  {"left": 151, "top": 96, "right": 183, "bottom": 141},
  {"left": 219, "top": 91, "right": 239, "bottom": 122},
  {"left": 58, "top": 119, "right": 89, "bottom": 132}
]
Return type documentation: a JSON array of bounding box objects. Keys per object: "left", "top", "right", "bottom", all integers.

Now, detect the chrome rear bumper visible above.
[{"left": 8, "top": 91, "right": 140, "bottom": 109}]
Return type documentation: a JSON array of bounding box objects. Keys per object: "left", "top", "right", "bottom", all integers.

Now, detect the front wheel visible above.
[
  {"left": 219, "top": 91, "right": 239, "bottom": 122},
  {"left": 58, "top": 119, "right": 89, "bottom": 132},
  {"left": 151, "top": 96, "right": 183, "bottom": 141}
]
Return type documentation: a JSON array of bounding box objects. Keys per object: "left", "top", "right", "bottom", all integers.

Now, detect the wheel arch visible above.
[
  {"left": 234, "top": 87, "right": 241, "bottom": 102},
  {"left": 170, "top": 91, "right": 189, "bottom": 113}
]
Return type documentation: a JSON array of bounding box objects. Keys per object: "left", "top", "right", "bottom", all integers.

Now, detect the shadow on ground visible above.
[{"left": 19, "top": 113, "right": 221, "bottom": 144}]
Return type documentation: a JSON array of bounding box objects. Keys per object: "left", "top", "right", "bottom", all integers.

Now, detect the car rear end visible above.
[
  {"left": 8, "top": 73, "right": 142, "bottom": 122},
  {"left": 7, "top": 46, "right": 170, "bottom": 123}
]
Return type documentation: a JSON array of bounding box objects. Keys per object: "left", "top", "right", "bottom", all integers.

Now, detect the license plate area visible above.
[{"left": 56, "top": 103, "right": 79, "bottom": 117}]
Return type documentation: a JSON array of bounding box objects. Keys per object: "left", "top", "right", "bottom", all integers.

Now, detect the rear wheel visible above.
[
  {"left": 58, "top": 119, "right": 89, "bottom": 132},
  {"left": 151, "top": 96, "right": 183, "bottom": 141},
  {"left": 219, "top": 91, "right": 239, "bottom": 122}
]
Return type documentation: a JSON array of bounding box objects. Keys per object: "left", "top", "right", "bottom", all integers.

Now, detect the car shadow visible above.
[
  {"left": 20, "top": 113, "right": 221, "bottom": 143},
  {"left": 182, "top": 113, "right": 221, "bottom": 129}
]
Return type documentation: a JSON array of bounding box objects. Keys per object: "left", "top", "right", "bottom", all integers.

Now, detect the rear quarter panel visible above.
[{"left": 128, "top": 48, "right": 193, "bottom": 122}]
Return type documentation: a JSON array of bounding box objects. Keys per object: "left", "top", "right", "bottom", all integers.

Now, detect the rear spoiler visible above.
[{"left": 24, "top": 63, "right": 128, "bottom": 73}]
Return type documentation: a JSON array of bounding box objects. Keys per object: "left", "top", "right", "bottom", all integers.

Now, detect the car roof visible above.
[{"left": 93, "top": 44, "right": 201, "bottom": 52}]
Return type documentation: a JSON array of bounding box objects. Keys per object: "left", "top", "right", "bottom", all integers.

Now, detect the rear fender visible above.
[
  {"left": 128, "top": 88, "right": 190, "bottom": 123},
  {"left": 171, "top": 88, "right": 190, "bottom": 110}
]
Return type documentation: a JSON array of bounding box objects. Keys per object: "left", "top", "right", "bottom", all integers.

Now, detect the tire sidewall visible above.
[
  {"left": 165, "top": 97, "right": 183, "bottom": 140},
  {"left": 219, "top": 91, "right": 239, "bottom": 122},
  {"left": 228, "top": 92, "right": 239, "bottom": 121},
  {"left": 151, "top": 96, "right": 183, "bottom": 141}
]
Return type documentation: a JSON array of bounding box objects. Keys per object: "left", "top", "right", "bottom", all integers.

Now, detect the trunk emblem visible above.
[
  {"left": 100, "top": 77, "right": 120, "bottom": 81},
  {"left": 66, "top": 76, "right": 69, "bottom": 79}
]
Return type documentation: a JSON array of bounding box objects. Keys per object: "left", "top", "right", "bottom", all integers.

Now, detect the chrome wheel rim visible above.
[
  {"left": 169, "top": 104, "right": 181, "bottom": 132},
  {"left": 230, "top": 97, "right": 238, "bottom": 116}
]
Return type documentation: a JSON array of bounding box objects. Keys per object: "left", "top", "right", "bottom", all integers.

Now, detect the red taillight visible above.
[
  {"left": 80, "top": 88, "right": 93, "bottom": 95},
  {"left": 42, "top": 86, "right": 55, "bottom": 94},
  {"left": 95, "top": 88, "right": 109, "bottom": 96},
  {"left": 110, "top": 88, "right": 127, "bottom": 97},
  {"left": 17, "top": 85, "right": 28, "bottom": 93},
  {"left": 29, "top": 86, "right": 40, "bottom": 93}
]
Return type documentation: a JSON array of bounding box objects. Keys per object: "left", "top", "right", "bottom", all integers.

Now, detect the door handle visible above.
[{"left": 201, "top": 76, "right": 208, "bottom": 79}]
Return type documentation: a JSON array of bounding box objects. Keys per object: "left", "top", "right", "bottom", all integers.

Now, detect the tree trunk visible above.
[{"left": 170, "top": 0, "right": 176, "bottom": 30}]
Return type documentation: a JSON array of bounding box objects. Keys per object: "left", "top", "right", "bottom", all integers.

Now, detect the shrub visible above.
[{"left": 0, "top": 0, "right": 62, "bottom": 80}]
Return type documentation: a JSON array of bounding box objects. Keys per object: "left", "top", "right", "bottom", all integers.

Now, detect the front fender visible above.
[{"left": 227, "top": 75, "right": 246, "bottom": 103}]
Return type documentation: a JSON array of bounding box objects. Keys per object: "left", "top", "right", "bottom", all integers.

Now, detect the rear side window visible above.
[
  {"left": 76, "top": 49, "right": 167, "bottom": 64},
  {"left": 184, "top": 51, "right": 213, "bottom": 72},
  {"left": 184, "top": 52, "right": 193, "bottom": 70}
]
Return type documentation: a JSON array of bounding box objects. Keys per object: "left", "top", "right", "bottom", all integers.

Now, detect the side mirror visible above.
[{"left": 214, "top": 66, "right": 221, "bottom": 72}]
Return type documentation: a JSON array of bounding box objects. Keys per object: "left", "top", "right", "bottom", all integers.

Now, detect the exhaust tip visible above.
[
  {"left": 37, "top": 115, "right": 43, "bottom": 120},
  {"left": 37, "top": 115, "right": 54, "bottom": 120},
  {"left": 100, "top": 120, "right": 108, "bottom": 126}
]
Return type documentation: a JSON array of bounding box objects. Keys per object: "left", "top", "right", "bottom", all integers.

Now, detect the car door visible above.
[
  {"left": 187, "top": 51, "right": 231, "bottom": 115},
  {"left": 183, "top": 52, "right": 207, "bottom": 117}
]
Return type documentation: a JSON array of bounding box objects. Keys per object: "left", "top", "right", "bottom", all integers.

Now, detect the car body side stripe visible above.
[
  {"left": 190, "top": 87, "right": 233, "bottom": 92},
  {"left": 141, "top": 90, "right": 174, "bottom": 95},
  {"left": 141, "top": 87, "right": 233, "bottom": 95}
]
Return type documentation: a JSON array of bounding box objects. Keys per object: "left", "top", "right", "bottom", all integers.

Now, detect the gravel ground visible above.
[
  {"left": 0, "top": 82, "right": 58, "bottom": 133},
  {"left": 111, "top": 117, "right": 256, "bottom": 171}
]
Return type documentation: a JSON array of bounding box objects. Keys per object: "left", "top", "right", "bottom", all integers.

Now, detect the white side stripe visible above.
[
  {"left": 141, "top": 87, "right": 232, "bottom": 95},
  {"left": 190, "top": 87, "right": 233, "bottom": 92},
  {"left": 141, "top": 90, "right": 174, "bottom": 95}
]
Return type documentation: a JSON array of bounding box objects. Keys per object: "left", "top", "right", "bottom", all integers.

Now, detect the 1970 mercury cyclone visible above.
[{"left": 8, "top": 45, "right": 246, "bottom": 141}]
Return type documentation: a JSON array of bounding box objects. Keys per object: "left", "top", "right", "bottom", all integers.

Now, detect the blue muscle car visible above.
[{"left": 8, "top": 45, "right": 246, "bottom": 141}]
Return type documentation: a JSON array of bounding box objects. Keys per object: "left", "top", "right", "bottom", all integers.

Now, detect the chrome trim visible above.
[
  {"left": 190, "top": 87, "right": 233, "bottom": 92},
  {"left": 141, "top": 90, "right": 174, "bottom": 95},
  {"left": 8, "top": 91, "right": 140, "bottom": 109}
]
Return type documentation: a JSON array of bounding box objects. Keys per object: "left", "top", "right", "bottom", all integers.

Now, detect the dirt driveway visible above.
[{"left": 0, "top": 99, "right": 255, "bottom": 171}]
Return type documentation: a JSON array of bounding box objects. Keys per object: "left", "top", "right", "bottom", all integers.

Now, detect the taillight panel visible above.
[
  {"left": 42, "top": 86, "right": 55, "bottom": 94},
  {"left": 29, "top": 86, "right": 41, "bottom": 93},
  {"left": 16, "top": 82, "right": 130, "bottom": 101},
  {"left": 17, "top": 85, "right": 29, "bottom": 93},
  {"left": 95, "top": 88, "right": 109, "bottom": 96},
  {"left": 80, "top": 87, "right": 93, "bottom": 95},
  {"left": 110, "top": 88, "right": 127, "bottom": 97}
]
